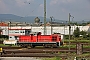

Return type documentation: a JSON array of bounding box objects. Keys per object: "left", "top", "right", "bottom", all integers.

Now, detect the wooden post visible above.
[{"left": 76, "top": 43, "right": 83, "bottom": 55}]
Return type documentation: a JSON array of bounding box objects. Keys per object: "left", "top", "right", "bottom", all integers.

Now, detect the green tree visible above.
[
  {"left": 73, "top": 27, "right": 80, "bottom": 37},
  {"left": 80, "top": 31, "right": 87, "bottom": 38},
  {"left": 88, "top": 32, "right": 90, "bottom": 37},
  {"left": 87, "top": 32, "right": 90, "bottom": 40}
]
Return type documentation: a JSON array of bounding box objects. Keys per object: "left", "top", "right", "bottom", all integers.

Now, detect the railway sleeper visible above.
[
  {"left": 11, "top": 52, "right": 15, "bottom": 55},
  {"left": 30, "top": 45, "right": 35, "bottom": 48},
  {"left": 19, "top": 44, "right": 29, "bottom": 48},
  {"left": 44, "top": 44, "right": 58, "bottom": 48},
  {"left": 0, "top": 50, "right": 7, "bottom": 55},
  {"left": 20, "top": 44, "right": 27, "bottom": 48}
]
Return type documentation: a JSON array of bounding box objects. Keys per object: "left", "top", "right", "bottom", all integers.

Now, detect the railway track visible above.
[
  {"left": 0, "top": 47, "right": 90, "bottom": 57},
  {"left": 3, "top": 49, "right": 76, "bottom": 54},
  {"left": 3, "top": 48, "right": 90, "bottom": 53},
  {"left": 0, "top": 53, "right": 68, "bottom": 57},
  {"left": 0, "top": 42, "right": 90, "bottom": 57},
  {"left": 0, "top": 46, "right": 22, "bottom": 49}
]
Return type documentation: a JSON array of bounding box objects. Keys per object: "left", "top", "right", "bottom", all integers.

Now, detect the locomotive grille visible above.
[{"left": 52, "top": 36, "right": 57, "bottom": 42}]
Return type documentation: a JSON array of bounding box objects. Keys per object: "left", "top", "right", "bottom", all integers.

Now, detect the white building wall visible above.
[
  {"left": 2, "top": 29, "right": 8, "bottom": 35},
  {"left": 32, "top": 26, "right": 90, "bottom": 35},
  {"left": 0, "top": 26, "right": 8, "bottom": 35},
  {"left": 9, "top": 36, "right": 16, "bottom": 40},
  {"left": 1, "top": 25, "right": 90, "bottom": 36},
  {"left": 9, "top": 30, "right": 25, "bottom": 36},
  {"left": 32, "top": 26, "right": 44, "bottom": 35},
  {"left": 0, "top": 25, "right": 90, "bottom": 41},
  {"left": 31, "top": 26, "right": 69, "bottom": 40},
  {"left": 77, "top": 26, "right": 90, "bottom": 31},
  {"left": 32, "top": 26, "right": 70, "bottom": 35},
  {"left": 8, "top": 26, "right": 31, "bottom": 40},
  {"left": 9, "top": 26, "right": 31, "bottom": 29},
  {"left": 88, "top": 27, "right": 90, "bottom": 32}
]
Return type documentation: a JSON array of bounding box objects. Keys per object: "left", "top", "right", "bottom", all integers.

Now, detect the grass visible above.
[
  {"left": 0, "top": 44, "right": 9, "bottom": 46},
  {"left": 60, "top": 44, "right": 90, "bottom": 49},
  {"left": 42, "top": 57, "right": 62, "bottom": 60},
  {"left": 64, "top": 39, "right": 90, "bottom": 43},
  {"left": 42, "top": 53, "right": 90, "bottom": 60},
  {"left": 0, "top": 44, "right": 18, "bottom": 47}
]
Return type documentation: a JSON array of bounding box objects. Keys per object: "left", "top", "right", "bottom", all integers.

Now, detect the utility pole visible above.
[
  {"left": 69, "top": 13, "right": 71, "bottom": 52},
  {"left": 8, "top": 21, "right": 11, "bottom": 40},
  {"left": 50, "top": 17, "right": 53, "bottom": 34},
  {"left": 44, "top": 0, "right": 46, "bottom": 35}
]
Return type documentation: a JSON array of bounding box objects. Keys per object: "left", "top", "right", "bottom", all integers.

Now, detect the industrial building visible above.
[{"left": 0, "top": 17, "right": 90, "bottom": 40}]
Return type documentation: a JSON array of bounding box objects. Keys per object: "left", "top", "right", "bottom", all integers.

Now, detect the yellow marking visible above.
[
  {"left": 0, "top": 48, "right": 2, "bottom": 52},
  {"left": 18, "top": 48, "right": 27, "bottom": 50},
  {"left": 18, "top": 49, "right": 23, "bottom": 50}
]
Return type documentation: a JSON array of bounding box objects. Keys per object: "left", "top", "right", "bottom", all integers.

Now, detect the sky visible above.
[{"left": 0, "top": 0, "right": 90, "bottom": 22}]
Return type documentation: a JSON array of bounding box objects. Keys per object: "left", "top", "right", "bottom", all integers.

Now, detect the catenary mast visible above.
[{"left": 44, "top": 0, "right": 46, "bottom": 35}]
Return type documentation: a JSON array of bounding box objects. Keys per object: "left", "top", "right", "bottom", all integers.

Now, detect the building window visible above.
[
  {"left": 15, "top": 31, "right": 19, "bottom": 33},
  {"left": 10, "top": 37, "right": 12, "bottom": 38},
  {"left": 20, "top": 31, "right": 22, "bottom": 33},
  {"left": 20, "top": 30, "right": 25, "bottom": 33},
  {"left": 23, "top": 31, "right": 24, "bottom": 33},
  {"left": 20, "top": 31, "right": 24, "bottom": 33},
  {"left": 15, "top": 30, "right": 19, "bottom": 33}
]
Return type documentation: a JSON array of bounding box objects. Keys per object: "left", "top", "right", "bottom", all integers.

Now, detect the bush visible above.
[
  {"left": 86, "top": 37, "right": 90, "bottom": 40},
  {"left": 0, "top": 35, "right": 8, "bottom": 39},
  {"left": 65, "top": 35, "right": 69, "bottom": 39}
]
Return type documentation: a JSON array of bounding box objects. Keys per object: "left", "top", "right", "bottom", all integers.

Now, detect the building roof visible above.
[
  {"left": 0, "top": 22, "right": 8, "bottom": 26},
  {"left": 87, "top": 24, "right": 90, "bottom": 26},
  {"left": 9, "top": 29, "right": 31, "bottom": 30}
]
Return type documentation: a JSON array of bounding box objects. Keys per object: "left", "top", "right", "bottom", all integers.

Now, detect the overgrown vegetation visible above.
[
  {"left": 0, "top": 35, "right": 8, "bottom": 40},
  {"left": 42, "top": 57, "right": 62, "bottom": 60},
  {"left": 64, "top": 27, "right": 90, "bottom": 40}
]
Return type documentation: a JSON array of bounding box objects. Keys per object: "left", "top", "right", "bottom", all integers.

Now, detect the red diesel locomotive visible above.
[{"left": 17, "top": 32, "right": 63, "bottom": 48}]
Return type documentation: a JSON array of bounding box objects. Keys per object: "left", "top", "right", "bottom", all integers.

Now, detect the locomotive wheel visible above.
[
  {"left": 30, "top": 45, "right": 35, "bottom": 48},
  {"left": 52, "top": 44, "right": 58, "bottom": 48},
  {"left": 19, "top": 44, "right": 24, "bottom": 47},
  {"left": 20, "top": 44, "right": 27, "bottom": 48},
  {"left": 43, "top": 44, "right": 49, "bottom": 48},
  {"left": 23, "top": 46, "right": 27, "bottom": 48},
  {"left": 43, "top": 44, "right": 55, "bottom": 48}
]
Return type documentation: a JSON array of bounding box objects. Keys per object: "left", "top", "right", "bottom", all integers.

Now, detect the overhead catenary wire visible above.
[{"left": 23, "top": 1, "right": 41, "bottom": 16}]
